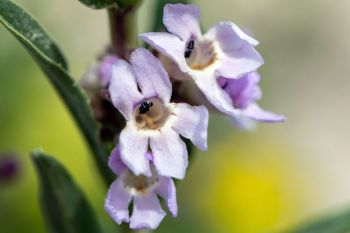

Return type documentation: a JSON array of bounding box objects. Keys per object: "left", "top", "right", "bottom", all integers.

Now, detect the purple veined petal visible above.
[
  {"left": 130, "top": 48, "right": 172, "bottom": 103},
  {"left": 241, "top": 103, "right": 286, "bottom": 123},
  {"left": 149, "top": 129, "right": 188, "bottom": 179},
  {"left": 108, "top": 146, "right": 126, "bottom": 176},
  {"left": 171, "top": 103, "right": 209, "bottom": 151},
  {"left": 130, "top": 192, "right": 166, "bottom": 230},
  {"left": 155, "top": 176, "right": 178, "bottom": 217},
  {"left": 163, "top": 3, "right": 201, "bottom": 41},
  {"left": 119, "top": 125, "right": 151, "bottom": 176},
  {"left": 193, "top": 73, "right": 239, "bottom": 117},
  {"left": 139, "top": 32, "right": 188, "bottom": 72},
  {"left": 205, "top": 21, "right": 259, "bottom": 50},
  {"left": 109, "top": 60, "right": 144, "bottom": 120},
  {"left": 105, "top": 178, "right": 132, "bottom": 224},
  {"left": 216, "top": 44, "right": 264, "bottom": 79}
]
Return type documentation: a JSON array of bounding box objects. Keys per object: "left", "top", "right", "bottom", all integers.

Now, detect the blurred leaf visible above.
[
  {"left": 78, "top": 0, "right": 116, "bottom": 9},
  {"left": 116, "top": 0, "right": 141, "bottom": 8},
  {"left": 0, "top": 0, "right": 68, "bottom": 70},
  {"left": 31, "top": 150, "right": 104, "bottom": 233},
  {"left": 151, "top": 0, "right": 191, "bottom": 32},
  {"left": 0, "top": 0, "right": 114, "bottom": 184},
  {"left": 287, "top": 207, "right": 350, "bottom": 233}
]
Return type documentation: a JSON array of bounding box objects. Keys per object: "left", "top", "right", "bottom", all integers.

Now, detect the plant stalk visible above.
[{"left": 108, "top": 5, "right": 138, "bottom": 59}]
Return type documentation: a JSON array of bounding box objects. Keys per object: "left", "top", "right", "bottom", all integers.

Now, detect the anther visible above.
[
  {"left": 184, "top": 50, "right": 192, "bottom": 58},
  {"left": 187, "top": 40, "right": 195, "bottom": 50},
  {"left": 139, "top": 101, "right": 153, "bottom": 114}
]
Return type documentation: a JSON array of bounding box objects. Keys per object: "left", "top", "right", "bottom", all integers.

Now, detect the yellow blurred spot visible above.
[{"left": 190, "top": 133, "right": 302, "bottom": 233}]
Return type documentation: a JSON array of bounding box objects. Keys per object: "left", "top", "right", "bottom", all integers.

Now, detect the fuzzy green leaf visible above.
[
  {"left": 0, "top": 0, "right": 114, "bottom": 184},
  {"left": 78, "top": 0, "right": 116, "bottom": 9},
  {"left": 0, "top": 0, "right": 68, "bottom": 69},
  {"left": 31, "top": 151, "right": 103, "bottom": 233},
  {"left": 287, "top": 207, "right": 350, "bottom": 233}
]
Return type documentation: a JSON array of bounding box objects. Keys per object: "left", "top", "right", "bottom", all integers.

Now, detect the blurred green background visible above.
[{"left": 1, "top": 0, "right": 350, "bottom": 232}]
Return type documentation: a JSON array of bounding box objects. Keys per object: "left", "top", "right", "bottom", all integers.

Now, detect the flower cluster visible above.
[{"left": 94, "top": 3, "right": 285, "bottom": 230}]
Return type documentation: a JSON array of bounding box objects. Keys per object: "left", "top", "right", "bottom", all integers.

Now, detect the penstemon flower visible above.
[
  {"left": 105, "top": 147, "right": 177, "bottom": 230},
  {"left": 218, "top": 72, "right": 285, "bottom": 128},
  {"left": 140, "top": 3, "right": 264, "bottom": 119},
  {"left": 108, "top": 48, "right": 208, "bottom": 179}
]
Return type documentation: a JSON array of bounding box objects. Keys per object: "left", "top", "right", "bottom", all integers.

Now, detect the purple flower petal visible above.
[
  {"left": 109, "top": 60, "right": 144, "bottom": 120},
  {"left": 222, "top": 72, "right": 262, "bottom": 109},
  {"left": 155, "top": 176, "right": 178, "bottom": 217},
  {"left": 205, "top": 22, "right": 263, "bottom": 79},
  {"left": 163, "top": 4, "right": 201, "bottom": 41},
  {"left": 193, "top": 73, "right": 238, "bottom": 117},
  {"left": 139, "top": 33, "right": 188, "bottom": 72},
  {"left": 105, "top": 179, "right": 132, "bottom": 224},
  {"left": 241, "top": 103, "right": 286, "bottom": 122},
  {"left": 150, "top": 129, "right": 188, "bottom": 179},
  {"left": 99, "top": 55, "right": 119, "bottom": 87},
  {"left": 130, "top": 192, "right": 166, "bottom": 230},
  {"left": 205, "top": 22, "right": 259, "bottom": 49},
  {"left": 130, "top": 48, "right": 172, "bottom": 103},
  {"left": 108, "top": 146, "right": 126, "bottom": 176},
  {"left": 119, "top": 126, "right": 151, "bottom": 176},
  {"left": 171, "top": 103, "right": 208, "bottom": 151},
  {"left": 216, "top": 46, "right": 264, "bottom": 79}
]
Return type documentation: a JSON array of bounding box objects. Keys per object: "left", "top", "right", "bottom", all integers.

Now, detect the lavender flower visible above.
[
  {"left": 108, "top": 48, "right": 208, "bottom": 179},
  {"left": 0, "top": 154, "right": 19, "bottom": 183},
  {"left": 140, "top": 4, "right": 264, "bottom": 119},
  {"left": 105, "top": 147, "right": 177, "bottom": 230},
  {"left": 99, "top": 55, "right": 119, "bottom": 87},
  {"left": 218, "top": 72, "right": 285, "bottom": 128}
]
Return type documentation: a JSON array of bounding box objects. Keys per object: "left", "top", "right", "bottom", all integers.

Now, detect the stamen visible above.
[
  {"left": 184, "top": 40, "right": 195, "bottom": 58},
  {"left": 134, "top": 98, "right": 170, "bottom": 130},
  {"left": 185, "top": 39, "right": 217, "bottom": 70},
  {"left": 187, "top": 40, "right": 195, "bottom": 50},
  {"left": 139, "top": 101, "right": 153, "bottom": 114},
  {"left": 184, "top": 50, "right": 192, "bottom": 58}
]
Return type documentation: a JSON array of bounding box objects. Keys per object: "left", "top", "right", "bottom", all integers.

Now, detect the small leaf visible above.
[
  {"left": 287, "top": 207, "right": 350, "bottom": 233},
  {"left": 31, "top": 150, "right": 104, "bottom": 233},
  {"left": 78, "top": 0, "right": 116, "bottom": 9},
  {"left": 0, "top": 0, "right": 114, "bottom": 184}
]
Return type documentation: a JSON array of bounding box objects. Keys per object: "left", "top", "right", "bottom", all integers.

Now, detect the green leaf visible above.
[
  {"left": 151, "top": 0, "right": 192, "bottom": 32},
  {"left": 116, "top": 0, "right": 141, "bottom": 8},
  {"left": 0, "top": 0, "right": 114, "bottom": 184},
  {"left": 286, "top": 207, "right": 350, "bottom": 233},
  {"left": 31, "top": 150, "right": 104, "bottom": 233},
  {"left": 78, "top": 0, "right": 116, "bottom": 9},
  {"left": 0, "top": 0, "right": 68, "bottom": 69}
]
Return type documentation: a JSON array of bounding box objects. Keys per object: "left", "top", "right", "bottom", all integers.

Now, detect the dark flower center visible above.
[
  {"left": 123, "top": 169, "right": 159, "bottom": 194},
  {"left": 184, "top": 39, "right": 217, "bottom": 70},
  {"left": 134, "top": 98, "right": 170, "bottom": 130}
]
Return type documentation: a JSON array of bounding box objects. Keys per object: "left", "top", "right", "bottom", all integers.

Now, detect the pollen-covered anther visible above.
[
  {"left": 134, "top": 98, "right": 170, "bottom": 130},
  {"left": 185, "top": 39, "right": 217, "bottom": 70}
]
